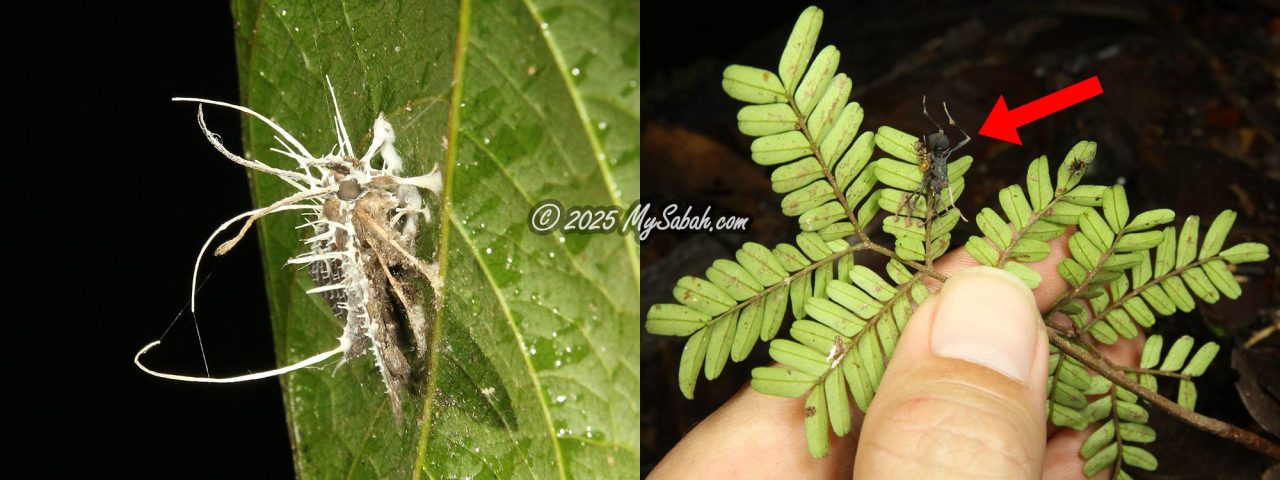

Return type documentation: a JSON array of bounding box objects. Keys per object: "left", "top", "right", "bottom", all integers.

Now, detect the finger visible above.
[
  {"left": 854, "top": 267, "right": 1049, "bottom": 479},
  {"left": 648, "top": 385, "right": 858, "bottom": 479},
  {"left": 926, "top": 226, "right": 1076, "bottom": 311}
]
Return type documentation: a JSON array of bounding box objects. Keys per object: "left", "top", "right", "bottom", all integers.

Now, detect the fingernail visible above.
[{"left": 930, "top": 266, "right": 1040, "bottom": 383}]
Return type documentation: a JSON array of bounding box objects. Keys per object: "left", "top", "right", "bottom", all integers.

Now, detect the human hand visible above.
[{"left": 649, "top": 236, "right": 1143, "bottom": 479}]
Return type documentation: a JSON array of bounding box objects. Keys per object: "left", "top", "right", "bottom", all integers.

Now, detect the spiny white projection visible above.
[{"left": 136, "top": 78, "right": 444, "bottom": 422}]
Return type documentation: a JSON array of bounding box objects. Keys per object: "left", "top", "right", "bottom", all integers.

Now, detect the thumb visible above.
[{"left": 854, "top": 267, "right": 1049, "bottom": 479}]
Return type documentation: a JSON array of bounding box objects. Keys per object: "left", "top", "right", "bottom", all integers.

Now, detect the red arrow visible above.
[{"left": 978, "top": 76, "right": 1104, "bottom": 145}]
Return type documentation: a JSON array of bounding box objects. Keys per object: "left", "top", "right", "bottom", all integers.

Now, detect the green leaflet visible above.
[
  {"left": 779, "top": 6, "right": 822, "bottom": 94},
  {"left": 722, "top": 65, "right": 787, "bottom": 104}
]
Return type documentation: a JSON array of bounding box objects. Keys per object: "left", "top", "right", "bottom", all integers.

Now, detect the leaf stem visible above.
[
  {"left": 1084, "top": 255, "right": 1227, "bottom": 331},
  {"left": 786, "top": 96, "right": 865, "bottom": 241},
  {"left": 1048, "top": 330, "right": 1280, "bottom": 461},
  {"left": 701, "top": 244, "right": 871, "bottom": 331}
]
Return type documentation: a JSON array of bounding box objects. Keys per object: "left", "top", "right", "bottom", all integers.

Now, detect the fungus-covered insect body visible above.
[{"left": 136, "top": 78, "right": 445, "bottom": 423}]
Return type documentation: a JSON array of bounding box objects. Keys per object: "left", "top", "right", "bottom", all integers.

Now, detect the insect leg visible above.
[
  {"left": 922, "top": 95, "right": 943, "bottom": 134},
  {"left": 943, "top": 101, "right": 970, "bottom": 155}
]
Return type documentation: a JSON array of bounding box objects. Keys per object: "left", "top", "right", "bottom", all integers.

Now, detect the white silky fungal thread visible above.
[{"left": 136, "top": 77, "right": 444, "bottom": 422}]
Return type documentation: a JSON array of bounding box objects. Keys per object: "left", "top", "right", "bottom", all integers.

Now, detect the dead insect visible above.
[
  {"left": 135, "top": 78, "right": 444, "bottom": 423},
  {"left": 896, "top": 96, "right": 970, "bottom": 224}
]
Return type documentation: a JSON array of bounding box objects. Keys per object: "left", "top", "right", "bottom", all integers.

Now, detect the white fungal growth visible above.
[{"left": 136, "top": 77, "right": 444, "bottom": 421}]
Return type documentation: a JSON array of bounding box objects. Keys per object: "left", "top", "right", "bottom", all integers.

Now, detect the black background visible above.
[{"left": 9, "top": 3, "right": 292, "bottom": 476}]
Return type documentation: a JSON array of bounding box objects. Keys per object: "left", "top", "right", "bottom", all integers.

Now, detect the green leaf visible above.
[
  {"left": 751, "top": 366, "right": 816, "bottom": 398},
  {"left": 1083, "top": 395, "right": 1113, "bottom": 423},
  {"left": 1102, "top": 185, "right": 1130, "bottom": 232},
  {"left": 738, "top": 242, "right": 788, "bottom": 286},
  {"left": 1083, "top": 443, "right": 1118, "bottom": 477},
  {"left": 965, "top": 237, "right": 1000, "bottom": 266},
  {"left": 1176, "top": 215, "right": 1200, "bottom": 268},
  {"left": 842, "top": 355, "right": 873, "bottom": 411},
  {"left": 1122, "top": 445, "right": 1158, "bottom": 471},
  {"left": 1181, "top": 266, "right": 1219, "bottom": 303},
  {"left": 1178, "top": 378, "right": 1198, "bottom": 410},
  {"left": 1140, "top": 335, "right": 1163, "bottom": 368},
  {"left": 799, "top": 201, "right": 846, "bottom": 231},
  {"left": 1220, "top": 242, "right": 1270, "bottom": 263},
  {"left": 779, "top": 6, "right": 823, "bottom": 94},
  {"left": 1116, "top": 400, "right": 1149, "bottom": 423},
  {"left": 790, "top": 320, "right": 840, "bottom": 352},
  {"left": 998, "top": 185, "right": 1033, "bottom": 229},
  {"left": 774, "top": 243, "right": 810, "bottom": 272},
  {"left": 1203, "top": 260, "right": 1242, "bottom": 299},
  {"left": 645, "top": 304, "right": 710, "bottom": 336},
  {"left": 874, "top": 157, "right": 924, "bottom": 191},
  {"left": 770, "top": 339, "right": 830, "bottom": 377},
  {"left": 752, "top": 131, "right": 812, "bottom": 165},
  {"left": 1198, "top": 209, "right": 1239, "bottom": 259},
  {"left": 807, "top": 74, "right": 852, "bottom": 141},
  {"left": 706, "top": 259, "right": 763, "bottom": 300},
  {"left": 1026, "top": 155, "right": 1052, "bottom": 210},
  {"left": 761, "top": 288, "right": 790, "bottom": 341},
  {"left": 977, "top": 208, "right": 1014, "bottom": 249},
  {"left": 723, "top": 65, "right": 787, "bottom": 104},
  {"left": 680, "top": 329, "right": 710, "bottom": 398},
  {"left": 1126, "top": 208, "right": 1175, "bottom": 232},
  {"left": 1081, "top": 420, "right": 1114, "bottom": 458},
  {"left": 834, "top": 132, "right": 875, "bottom": 189},
  {"left": 230, "top": 0, "right": 641, "bottom": 476},
  {"left": 704, "top": 310, "right": 738, "bottom": 379},
  {"left": 1114, "top": 230, "right": 1163, "bottom": 252},
  {"left": 1056, "top": 141, "right": 1096, "bottom": 193},
  {"left": 674, "top": 276, "right": 736, "bottom": 316},
  {"left": 793, "top": 46, "right": 839, "bottom": 117},
  {"left": 1077, "top": 208, "right": 1115, "bottom": 250},
  {"left": 825, "top": 370, "right": 852, "bottom": 436},
  {"left": 804, "top": 387, "right": 830, "bottom": 458},
  {"left": 825, "top": 280, "right": 880, "bottom": 320},
  {"left": 1119, "top": 422, "right": 1157, "bottom": 443},
  {"left": 874, "top": 126, "right": 918, "bottom": 162},
  {"left": 1182, "top": 342, "right": 1219, "bottom": 376},
  {"left": 1061, "top": 184, "right": 1107, "bottom": 206},
  {"left": 1160, "top": 335, "right": 1195, "bottom": 371},
  {"left": 738, "top": 103, "right": 797, "bottom": 137},
  {"left": 1162, "top": 275, "right": 1196, "bottom": 312},
  {"left": 819, "top": 102, "right": 864, "bottom": 161},
  {"left": 806, "top": 296, "right": 866, "bottom": 337},
  {"left": 1154, "top": 226, "right": 1177, "bottom": 275},
  {"left": 1052, "top": 403, "right": 1088, "bottom": 430},
  {"left": 732, "top": 303, "right": 764, "bottom": 361},
  {"left": 782, "top": 180, "right": 835, "bottom": 216},
  {"left": 1003, "top": 262, "right": 1042, "bottom": 289}
]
